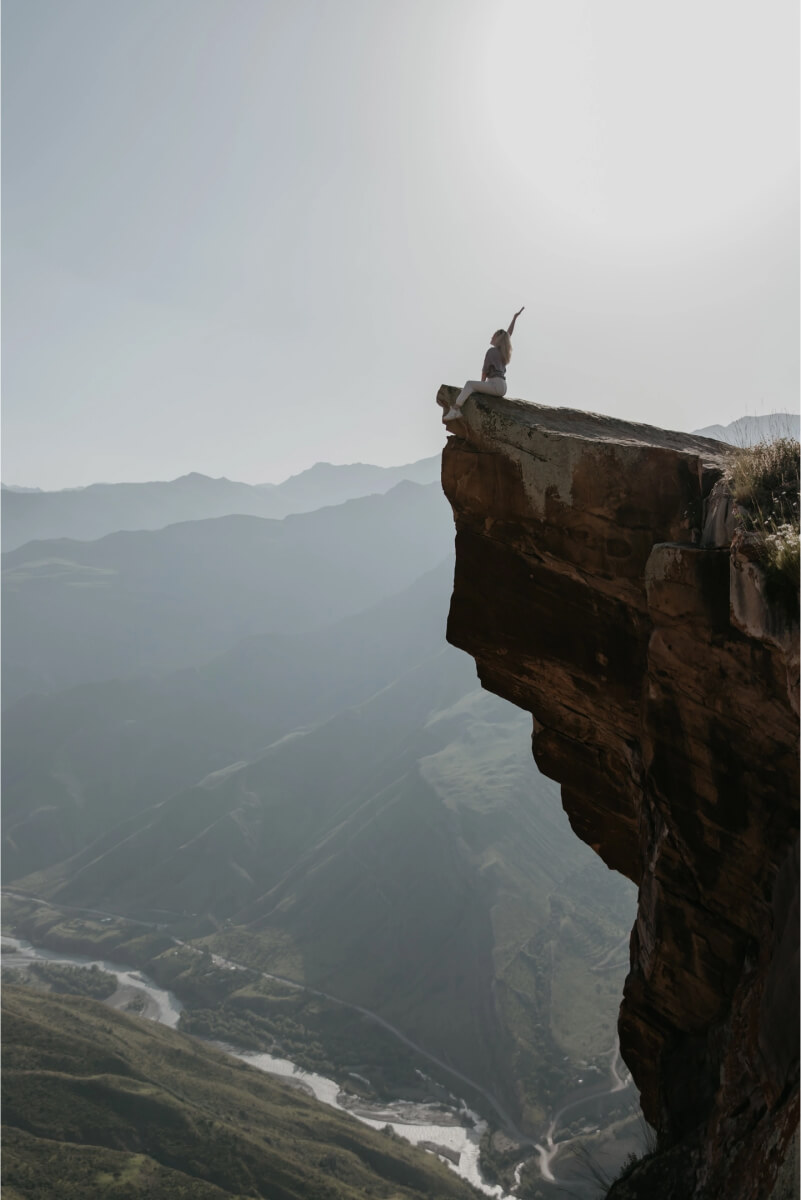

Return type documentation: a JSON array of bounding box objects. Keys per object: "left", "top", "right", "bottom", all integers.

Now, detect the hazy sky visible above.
[{"left": 3, "top": 0, "right": 798, "bottom": 489}]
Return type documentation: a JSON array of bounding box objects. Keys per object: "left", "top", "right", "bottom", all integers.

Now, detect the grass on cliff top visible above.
[{"left": 727, "top": 436, "right": 800, "bottom": 599}]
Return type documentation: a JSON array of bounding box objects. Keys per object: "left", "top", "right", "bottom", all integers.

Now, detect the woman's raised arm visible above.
[{"left": 507, "top": 306, "right": 525, "bottom": 336}]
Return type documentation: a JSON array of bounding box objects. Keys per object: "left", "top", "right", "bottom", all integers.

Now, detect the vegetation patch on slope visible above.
[
  {"left": 2, "top": 959, "right": 117, "bottom": 999},
  {"left": 2, "top": 986, "right": 481, "bottom": 1200}
]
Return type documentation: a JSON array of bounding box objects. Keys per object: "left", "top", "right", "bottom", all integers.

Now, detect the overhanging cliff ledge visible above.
[{"left": 438, "top": 384, "right": 799, "bottom": 1199}]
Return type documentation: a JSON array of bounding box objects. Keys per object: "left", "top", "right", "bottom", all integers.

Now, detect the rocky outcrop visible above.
[{"left": 438, "top": 385, "right": 799, "bottom": 1200}]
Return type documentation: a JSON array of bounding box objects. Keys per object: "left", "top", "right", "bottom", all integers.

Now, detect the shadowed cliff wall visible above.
[{"left": 438, "top": 385, "right": 799, "bottom": 1200}]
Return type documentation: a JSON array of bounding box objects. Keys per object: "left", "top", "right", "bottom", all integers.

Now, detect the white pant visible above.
[{"left": 454, "top": 376, "right": 507, "bottom": 409}]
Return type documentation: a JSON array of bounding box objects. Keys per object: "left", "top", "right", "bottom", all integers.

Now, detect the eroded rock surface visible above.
[{"left": 438, "top": 385, "right": 799, "bottom": 1200}]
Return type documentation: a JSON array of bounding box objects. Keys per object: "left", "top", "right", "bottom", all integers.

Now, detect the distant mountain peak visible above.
[{"left": 692, "top": 412, "right": 799, "bottom": 445}]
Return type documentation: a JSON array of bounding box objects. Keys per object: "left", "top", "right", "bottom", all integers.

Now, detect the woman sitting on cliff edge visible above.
[{"left": 442, "top": 307, "right": 524, "bottom": 422}]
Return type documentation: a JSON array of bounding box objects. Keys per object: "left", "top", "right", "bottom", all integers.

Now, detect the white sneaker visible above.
[{"left": 442, "top": 408, "right": 461, "bottom": 421}]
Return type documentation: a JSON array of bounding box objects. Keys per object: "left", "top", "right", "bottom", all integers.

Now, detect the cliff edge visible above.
[{"left": 438, "top": 385, "right": 799, "bottom": 1199}]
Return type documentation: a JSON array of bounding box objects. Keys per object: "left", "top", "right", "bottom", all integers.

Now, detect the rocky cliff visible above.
[{"left": 438, "top": 385, "right": 799, "bottom": 1200}]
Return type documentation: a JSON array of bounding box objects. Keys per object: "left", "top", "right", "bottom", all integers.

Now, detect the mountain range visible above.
[
  {"left": 3, "top": 446, "right": 637, "bottom": 1142},
  {"left": 3, "top": 562, "right": 453, "bottom": 880},
  {"left": 2, "top": 479, "right": 451, "bottom": 706},
  {"left": 1, "top": 457, "right": 441, "bottom": 551},
  {"left": 5, "top": 415, "right": 797, "bottom": 555}
]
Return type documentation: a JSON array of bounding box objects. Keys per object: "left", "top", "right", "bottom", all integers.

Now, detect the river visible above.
[
  {"left": 2, "top": 933, "right": 637, "bottom": 1196},
  {"left": 1, "top": 935, "right": 514, "bottom": 1198}
]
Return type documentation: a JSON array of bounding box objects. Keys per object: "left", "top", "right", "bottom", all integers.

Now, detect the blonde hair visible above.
[{"left": 494, "top": 330, "right": 512, "bottom": 365}]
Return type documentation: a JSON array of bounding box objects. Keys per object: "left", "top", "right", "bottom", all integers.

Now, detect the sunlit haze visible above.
[{"left": 3, "top": 0, "right": 798, "bottom": 489}]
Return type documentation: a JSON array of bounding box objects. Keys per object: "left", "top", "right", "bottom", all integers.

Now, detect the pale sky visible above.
[{"left": 2, "top": 0, "right": 799, "bottom": 489}]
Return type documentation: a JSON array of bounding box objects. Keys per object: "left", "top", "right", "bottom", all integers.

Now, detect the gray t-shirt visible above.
[{"left": 483, "top": 346, "right": 506, "bottom": 379}]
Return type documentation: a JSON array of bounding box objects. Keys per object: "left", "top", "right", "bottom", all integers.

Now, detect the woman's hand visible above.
[{"left": 508, "top": 306, "right": 525, "bottom": 335}]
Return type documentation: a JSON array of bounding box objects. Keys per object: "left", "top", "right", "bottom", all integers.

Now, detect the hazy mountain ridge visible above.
[
  {"left": 2, "top": 480, "right": 451, "bottom": 706},
  {"left": 4, "top": 449, "right": 636, "bottom": 1147},
  {"left": 1, "top": 457, "right": 441, "bottom": 551},
  {"left": 2, "top": 562, "right": 454, "bottom": 881}
]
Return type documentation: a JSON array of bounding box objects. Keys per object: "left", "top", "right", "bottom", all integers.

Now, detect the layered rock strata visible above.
[{"left": 438, "top": 386, "right": 799, "bottom": 1200}]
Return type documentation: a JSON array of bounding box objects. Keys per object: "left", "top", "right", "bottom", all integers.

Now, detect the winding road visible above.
[{"left": 532, "top": 1040, "right": 632, "bottom": 1184}]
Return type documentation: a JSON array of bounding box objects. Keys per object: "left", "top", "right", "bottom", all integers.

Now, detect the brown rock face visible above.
[{"left": 438, "top": 386, "right": 799, "bottom": 1200}]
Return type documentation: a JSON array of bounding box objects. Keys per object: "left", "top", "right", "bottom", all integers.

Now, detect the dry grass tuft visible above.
[{"left": 727, "top": 438, "right": 800, "bottom": 599}]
